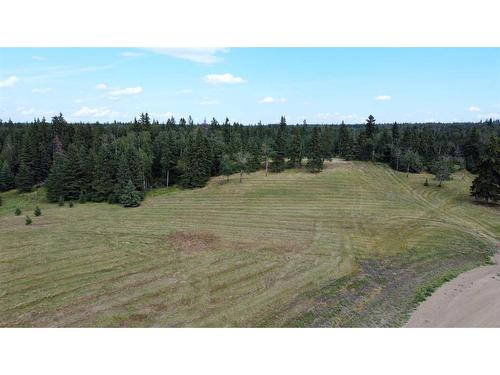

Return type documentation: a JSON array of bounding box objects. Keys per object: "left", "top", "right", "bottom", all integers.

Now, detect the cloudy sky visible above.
[{"left": 0, "top": 48, "right": 499, "bottom": 124}]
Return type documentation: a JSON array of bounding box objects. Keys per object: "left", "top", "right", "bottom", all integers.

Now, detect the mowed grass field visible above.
[{"left": 0, "top": 160, "right": 498, "bottom": 327}]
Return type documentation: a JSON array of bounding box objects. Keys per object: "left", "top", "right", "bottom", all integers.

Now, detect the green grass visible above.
[{"left": 0, "top": 160, "right": 498, "bottom": 327}]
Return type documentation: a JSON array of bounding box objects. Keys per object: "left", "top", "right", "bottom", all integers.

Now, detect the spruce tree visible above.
[
  {"left": 337, "top": 121, "right": 353, "bottom": 160},
  {"left": 0, "top": 161, "right": 15, "bottom": 191},
  {"left": 271, "top": 116, "right": 286, "bottom": 173},
  {"left": 34, "top": 206, "right": 41, "bottom": 216},
  {"left": 220, "top": 154, "right": 236, "bottom": 182},
  {"left": 25, "top": 216, "right": 32, "bottom": 225},
  {"left": 470, "top": 135, "right": 499, "bottom": 202},
  {"left": 288, "top": 127, "right": 303, "bottom": 168},
  {"left": 365, "top": 115, "right": 377, "bottom": 161},
  {"left": 180, "top": 129, "right": 211, "bottom": 188},
  {"left": 119, "top": 179, "right": 142, "bottom": 207},
  {"left": 15, "top": 162, "right": 34, "bottom": 193},
  {"left": 15, "top": 207, "right": 21, "bottom": 216},
  {"left": 46, "top": 153, "right": 67, "bottom": 202},
  {"left": 307, "top": 127, "right": 324, "bottom": 173}
]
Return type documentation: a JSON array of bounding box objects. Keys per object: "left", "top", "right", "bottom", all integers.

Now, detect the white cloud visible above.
[
  {"left": 200, "top": 98, "right": 220, "bottom": 105},
  {"left": 151, "top": 112, "right": 174, "bottom": 119},
  {"left": 72, "top": 106, "right": 119, "bottom": 118},
  {"left": 120, "top": 51, "right": 144, "bottom": 57},
  {"left": 108, "top": 86, "right": 143, "bottom": 97},
  {"left": 95, "top": 83, "right": 108, "bottom": 90},
  {"left": 16, "top": 106, "right": 55, "bottom": 117},
  {"left": 468, "top": 106, "right": 481, "bottom": 112},
  {"left": 32, "top": 56, "right": 45, "bottom": 61},
  {"left": 259, "top": 96, "right": 286, "bottom": 104},
  {"left": 179, "top": 88, "right": 193, "bottom": 94},
  {"left": 204, "top": 73, "right": 246, "bottom": 84},
  {"left": 146, "top": 48, "right": 229, "bottom": 64},
  {"left": 31, "top": 88, "right": 51, "bottom": 94},
  {"left": 375, "top": 95, "right": 391, "bottom": 101},
  {"left": 0, "top": 75, "right": 19, "bottom": 88}
]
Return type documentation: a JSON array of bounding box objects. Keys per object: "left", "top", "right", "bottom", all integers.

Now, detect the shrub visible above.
[
  {"left": 58, "top": 196, "right": 64, "bottom": 206},
  {"left": 34, "top": 206, "right": 41, "bottom": 216},
  {"left": 424, "top": 178, "right": 429, "bottom": 186},
  {"left": 69, "top": 201, "right": 74, "bottom": 208},
  {"left": 15, "top": 207, "right": 21, "bottom": 216},
  {"left": 25, "top": 216, "right": 32, "bottom": 225}
]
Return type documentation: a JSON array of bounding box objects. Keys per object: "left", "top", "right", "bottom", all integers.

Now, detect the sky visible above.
[{"left": 0, "top": 48, "right": 499, "bottom": 124}]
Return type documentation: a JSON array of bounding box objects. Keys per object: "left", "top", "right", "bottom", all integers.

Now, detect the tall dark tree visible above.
[
  {"left": 306, "top": 127, "right": 324, "bottom": 173},
  {"left": 15, "top": 162, "right": 34, "bottom": 192},
  {"left": 271, "top": 116, "right": 286, "bottom": 173},
  {"left": 337, "top": 121, "right": 353, "bottom": 160},
  {"left": 0, "top": 161, "right": 15, "bottom": 191},
  {"left": 365, "top": 115, "right": 377, "bottom": 161},
  {"left": 179, "top": 129, "right": 211, "bottom": 188},
  {"left": 288, "top": 127, "right": 303, "bottom": 168},
  {"left": 471, "top": 135, "right": 499, "bottom": 202}
]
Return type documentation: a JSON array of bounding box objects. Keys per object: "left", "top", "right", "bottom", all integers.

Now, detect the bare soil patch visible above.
[{"left": 167, "top": 231, "right": 220, "bottom": 252}]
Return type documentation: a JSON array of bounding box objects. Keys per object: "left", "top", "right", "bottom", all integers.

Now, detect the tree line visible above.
[{"left": 0, "top": 113, "right": 498, "bottom": 206}]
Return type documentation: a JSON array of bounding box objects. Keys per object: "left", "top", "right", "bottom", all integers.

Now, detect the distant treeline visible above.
[{"left": 0, "top": 114, "right": 499, "bottom": 206}]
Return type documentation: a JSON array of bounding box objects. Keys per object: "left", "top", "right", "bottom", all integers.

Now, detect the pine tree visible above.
[
  {"left": 179, "top": 129, "right": 211, "bottom": 188},
  {"left": 92, "top": 139, "right": 116, "bottom": 202},
  {"left": 34, "top": 206, "right": 41, "bottom": 216},
  {"left": 15, "top": 162, "right": 34, "bottom": 192},
  {"left": 0, "top": 161, "right": 15, "bottom": 191},
  {"left": 288, "top": 127, "right": 303, "bottom": 168},
  {"left": 119, "top": 179, "right": 142, "bottom": 207},
  {"left": 25, "top": 216, "right": 32, "bottom": 225},
  {"left": 271, "top": 116, "right": 286, "bottom": 173},
  {"left": 15, "top": 207, "right": 21, "bottom": 216},
  {"left": 470, "top": 135, "right": 499, "bottom": 202},
  {"left": 46, "top": 153, "right": 67, "bottom": 202},
  {"left": 306, "top": 127, "right": 324, "bottom": 173},
  {"left": 337, "top": 121, "right": 353, "bottom": 160},
  {"left": 365, "top": 115, "right": 377, "bottom": 161}
]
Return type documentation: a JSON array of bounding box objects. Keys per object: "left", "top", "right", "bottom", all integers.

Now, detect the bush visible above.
[
  {"left": 58, "top": 196, "right": 64, "bottom": 206},
  {"left": 34, "top": 206, "right": 41, "bottom": 216},
  {"left": 25, "top": 216, "right": 32, "bottom": 225},
  {"left": 69, "top": 201, "right": 74, "bottom": 208},
  {"left": 15, "top": 207, "right": 21, "bottom": 216},
  {"left": 424, "top": 178, "right": 429, "bottom": 186}
]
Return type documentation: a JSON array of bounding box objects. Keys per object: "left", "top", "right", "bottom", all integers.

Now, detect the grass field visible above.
[{"left": 0, "top": 160, "right": 498, "bottom": 327}]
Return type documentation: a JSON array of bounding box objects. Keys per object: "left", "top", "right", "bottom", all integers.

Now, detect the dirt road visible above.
[{"left": 406, "top": 252, "right": 500, "bottom": 327}]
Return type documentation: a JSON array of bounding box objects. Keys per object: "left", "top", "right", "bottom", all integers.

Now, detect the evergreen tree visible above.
[
  {"left": 179, "top": 129, "right": 211, "bottom": 188},
  {"left": 15, "top": 162, "right": 34, "bottom": 192},
  {"left": 337, "top": 121, "right": 353, "bottom": 160},
  {"left": 46, "top": 153, "right": 66, "bottom": 202},
  {"left": 25, "top": 215, "right": 32, "bottom": 225},
  {"left": 119, "top": 179, "right": 142, "bottom": 207},
  {"left": 365, "top": 115, "right": 377, "bottom": 161},
  {"left": 34, "top": 206, "right": 41, "bottom": 216},
  {"left": 470, "top": 135, "right": 499, "bottom": 202},
  {"left": 288, "top": 127, "right": 303, "bottom": 168},
  {"left": 15, "top": 207, "right": 21, "bottom": 216},
  {"left": 261, "top": 142, "right": 273, "bottom": 177},
  {"left": 306, "top": 127, "right": 324, "bottom": 173},
  {"left": 0, "top": 161, "right": 15, "bottom": 191},
  {"left": 271, "top": 116, "right": 287, "bottom": 172}
]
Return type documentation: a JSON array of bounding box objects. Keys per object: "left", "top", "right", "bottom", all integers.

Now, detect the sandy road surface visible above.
[{"left": 406, "top": 252, "right": 500, "bottom": 327}]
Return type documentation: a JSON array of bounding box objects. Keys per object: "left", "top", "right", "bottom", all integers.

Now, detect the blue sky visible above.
[{"left": 1, "top": 48, "right": 499, "bottom": 124}]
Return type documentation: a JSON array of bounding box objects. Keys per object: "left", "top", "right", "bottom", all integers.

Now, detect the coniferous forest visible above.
[{"left": 0, "top": 113, "right": 499, "bottom": 206}]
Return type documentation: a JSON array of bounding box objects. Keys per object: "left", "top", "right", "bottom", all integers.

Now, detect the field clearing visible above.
[{"left": 0, "top": 160, "right": 498, "bottom": 327}]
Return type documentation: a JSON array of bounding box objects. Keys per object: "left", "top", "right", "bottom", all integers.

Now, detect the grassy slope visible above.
[{"left": 0, "top": 160, "right": 497, "bottom": 327}]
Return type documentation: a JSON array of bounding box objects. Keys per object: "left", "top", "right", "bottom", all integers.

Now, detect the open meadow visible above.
[{"left": 0, "top": 160, "right": 498, "bottom": 327}]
